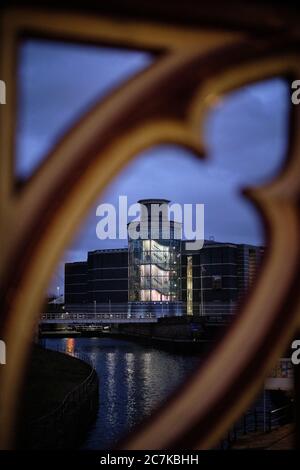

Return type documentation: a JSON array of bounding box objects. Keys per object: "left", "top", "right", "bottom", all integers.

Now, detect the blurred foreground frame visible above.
[{"left": 0, "top": 0, "right": 300, "bottom": 450}]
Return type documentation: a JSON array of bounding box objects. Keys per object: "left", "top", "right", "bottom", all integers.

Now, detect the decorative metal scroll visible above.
[{"left": 0, "top": 5, "right": 300, "bottom": 449}]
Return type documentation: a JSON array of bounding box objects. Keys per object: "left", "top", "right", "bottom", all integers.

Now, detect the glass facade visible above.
[
  {"left": 129, "top": 238, "right": 181, "bottom": 302},
  {"left": 128, "top": 199, "right": 182, "bottom": 317},
  {"left": 186, "top": 255, "right": 193, "bottom": 316}
]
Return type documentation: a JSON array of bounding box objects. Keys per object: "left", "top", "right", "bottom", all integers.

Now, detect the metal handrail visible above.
[
  {"left": 222, "top": 400, "right": 294, "bottom": 448},
  {"left": 268, "top": 402, "right": 293, "bottom": 431}
]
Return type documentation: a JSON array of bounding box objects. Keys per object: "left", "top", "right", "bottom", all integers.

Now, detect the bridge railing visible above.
[
  {"left": 44, "top": 301, "right": 237, "bottom": 317},
  {"left": 41, "top": 311, "right": 158, "bottom": 321}
]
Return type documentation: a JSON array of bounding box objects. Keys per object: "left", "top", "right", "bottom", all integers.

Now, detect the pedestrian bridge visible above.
[{"left": 40, "top": 312, "right": 158, "bottom": 324}]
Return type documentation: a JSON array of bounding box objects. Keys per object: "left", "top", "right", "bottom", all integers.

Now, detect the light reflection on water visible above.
[{"left": 43, "top": 337, "right": 201, "bottom": 449}]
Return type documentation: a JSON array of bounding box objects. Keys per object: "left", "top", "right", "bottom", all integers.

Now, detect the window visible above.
[{"left": 212, "top": 275, "right": 222, "bottom": 290}]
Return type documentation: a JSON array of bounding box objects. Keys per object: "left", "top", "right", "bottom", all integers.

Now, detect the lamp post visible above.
[{"left": 56, "top": 286, "right": 60, "bottom": 311}]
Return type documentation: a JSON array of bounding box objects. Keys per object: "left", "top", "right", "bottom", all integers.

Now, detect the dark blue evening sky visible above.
[{"left": 16, "top": 40, "right": 289, "bottom": 294}]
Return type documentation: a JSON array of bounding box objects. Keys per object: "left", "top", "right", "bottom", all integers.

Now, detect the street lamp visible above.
[{"left": 56, "top": 286, "right": 60, "bottom": 311}]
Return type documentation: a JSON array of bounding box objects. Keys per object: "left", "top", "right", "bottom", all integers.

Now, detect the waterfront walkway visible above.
[
  {"left": 17, "top": 344, "right": 98, "bottom": 449},
  {"left": 231, "top": 424, "right": 294, "bottom": 449}
]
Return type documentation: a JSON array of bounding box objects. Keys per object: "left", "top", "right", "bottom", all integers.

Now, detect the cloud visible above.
[{"left": 17, "top": 39, "right": 152, "bottom": 179}]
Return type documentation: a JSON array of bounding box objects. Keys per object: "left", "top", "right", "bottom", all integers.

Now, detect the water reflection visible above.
[
  {"left": 66, "top": 337, "right": 75, "bottom": 355},
  {"left": 107, "top": 352, "right": 118, "bottom": 431},
  {"left": 125, "top": 352, "right": 135, "bottom": 430},
  {"left": 44, "top": 337, "right": 201, "bottom": 449}
]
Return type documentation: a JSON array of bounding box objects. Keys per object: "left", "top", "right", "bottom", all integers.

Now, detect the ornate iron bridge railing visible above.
[{"left": 0, "top": 1, "right": 300, "bottom": 450}]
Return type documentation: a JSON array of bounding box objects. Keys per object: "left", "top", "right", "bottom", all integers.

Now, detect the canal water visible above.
[
  {"left": 43, "top": 337, "right": 281, "bottom": 449},
  {"left": 44, "top": 337, "right": 202, "bottom": 449}
]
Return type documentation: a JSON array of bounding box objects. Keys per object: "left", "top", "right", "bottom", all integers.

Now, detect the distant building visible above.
[
  {"left": 64, "top": 199, "right": 264, "bottom": 317},
  {"left": 65, "top": 261, "right": 87, "bottom": 304},
  {"left": 128, "top": 199, "right": 182, "bottom": 317},
  {"left": 181, "top": 241, "right": 263, "bottom": 316},
  {"left": 65, "top": 249, "right": 128, "bottom": 305}
]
